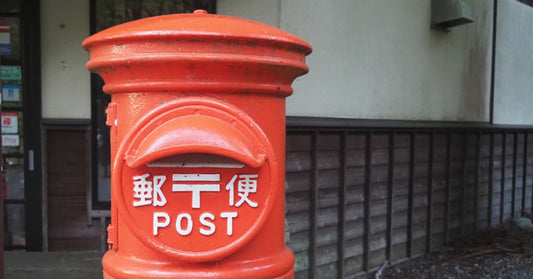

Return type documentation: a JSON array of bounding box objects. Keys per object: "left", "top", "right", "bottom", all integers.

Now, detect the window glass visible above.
[
  {"left": 0, "top": 0, "right": 20, "bottom": 14},
  {"left": 0, "top": 17, "right": 21, "bottom": 63},
  {"left": 96, "top": 0, "right": 212, "bottom": 32},
  {"left": 5, "top": 204, "right": 25, "bottom": 247},
  {"left": 93, "top": 0, "right": 214, "bottom": 206}
]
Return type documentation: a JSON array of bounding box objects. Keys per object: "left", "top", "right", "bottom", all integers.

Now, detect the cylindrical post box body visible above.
[{"left": 83, "top": 10, "right": 311, "bottom": 279}]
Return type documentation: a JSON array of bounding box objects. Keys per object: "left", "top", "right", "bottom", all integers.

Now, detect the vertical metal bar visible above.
[
  {"left": 426, "top": 133, "right": 434, "bottom": 253},
  {"left": 407, "top": 132, "right": 415, "bottom": 258},
  {"left": 474, "top": 132, "right": 481, "bottom": 231},
  {"left": 310, "top": 132, "right": 319, "bottom": 279},
  {"left": 337, "top": 132, "right": 347, "bottom": 279},
  {"left": 500, "top": 133, "right": 507, "bottom": 225},
  {"left": 525, "top": 133, "right": 533, "bottom": 211},
  {"left": 489, "top": 0, "right": 498, "bottom": 124},
  {"left": 444, "top": 133, "right": 451, "bottom": 244},
  {"left": 527, "top": 133, "right": 531, "bottom": 214},
  {"left": 0, "top": 53, "right": 4, "bottom": 273},
  {"left": 522, "top": 133, "right": 528, "bottom": 216},
  {"left": 28, "top": 150, "right": 35, "bottom": 171},
  {"left": 461, "top": 133, "right": 468, "bottom": 235},
  {"left": 386, "top": 131, "right": 395, "bottom": 261},
  {"left": 488, "top": 133, "right": 494, "bottom": 227},
  {"left": 363, "top": 132, "right": 372, "bottom": 271},
  {"left": 512, "top": 132, "right": 518, "bottom": 217},
  {"left": 529, "top": 133, "right": 533, "bottom": 213}
]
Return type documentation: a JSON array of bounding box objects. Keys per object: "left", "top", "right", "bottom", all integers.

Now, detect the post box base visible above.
[
  {"left": 103, "top": 267, "right": 294, "bottom": 279},
  {"left": 102, "top": 247, "right": 295, "bottom": 279}
]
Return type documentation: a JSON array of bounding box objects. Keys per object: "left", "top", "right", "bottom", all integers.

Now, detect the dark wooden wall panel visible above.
[
  {"left": 40, "top": 124, "right": 533, "bottom": 272},
  {"left": 286, "top": 129, "right": 533, "bottom": 278},
  {"left": 45, "top": 128, "right": 102, "bottom": 251}
]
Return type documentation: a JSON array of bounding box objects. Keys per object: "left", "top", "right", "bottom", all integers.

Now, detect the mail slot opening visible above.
[{"left": 147, "top": 153, "right": 246, "bottom": 169}]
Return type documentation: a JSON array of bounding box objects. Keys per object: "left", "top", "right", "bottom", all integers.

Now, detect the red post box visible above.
[{"left": 83, "top": 10, "right": 311, "bottom": 279}]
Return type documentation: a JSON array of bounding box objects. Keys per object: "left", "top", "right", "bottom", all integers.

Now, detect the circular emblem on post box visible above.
[{"left": 112, "top": 97, "right": 279, "bottom": 262}]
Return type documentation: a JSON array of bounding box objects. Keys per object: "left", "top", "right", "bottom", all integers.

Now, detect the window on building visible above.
[{"left": 91, "top": 0, "right": 216, "bottom": 209}]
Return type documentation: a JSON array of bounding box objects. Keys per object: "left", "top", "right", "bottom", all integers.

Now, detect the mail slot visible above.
[{"left": 83, "top": 10, "right": 311, "bottom": 279}]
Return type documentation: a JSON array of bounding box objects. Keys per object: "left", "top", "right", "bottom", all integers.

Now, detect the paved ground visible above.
[
  {"left": 5, "top": 251, "right": 105, "bottom": 279},
  {"left": 380, "top": 219, "right": 533, "bottom": 279}
]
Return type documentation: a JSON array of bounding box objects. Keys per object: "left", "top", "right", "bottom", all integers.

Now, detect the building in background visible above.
[{"left": 2, "top": 0, "right": 533, "bottom": 278}]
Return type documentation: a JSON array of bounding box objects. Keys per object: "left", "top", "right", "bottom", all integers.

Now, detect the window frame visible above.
[{"left": 89, "top": 0, "right": 217, "bottom": 210}]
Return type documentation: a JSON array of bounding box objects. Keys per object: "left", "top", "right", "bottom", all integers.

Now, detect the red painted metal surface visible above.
[{"left": 83, "top": 10, "right": 311, "bottom": 279}]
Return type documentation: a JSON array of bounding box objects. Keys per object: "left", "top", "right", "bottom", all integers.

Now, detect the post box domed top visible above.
[
  {"left": 83, "top": 10, "right": 312, "bottom": 96},
  {"left": 83, "top": 10, "right": 311, "bottom": 54}
]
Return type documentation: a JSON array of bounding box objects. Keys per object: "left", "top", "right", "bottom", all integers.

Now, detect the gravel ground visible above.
[{"left": 378, "top": 217, "right": 533, "bottom": 279}]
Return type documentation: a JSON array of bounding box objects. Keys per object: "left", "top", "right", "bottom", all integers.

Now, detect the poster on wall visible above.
[
  {"left": 0, "top": 21, "right": 11, "bottom": 55},
  {"left": 0, "top": 66, "right": 21, "bottom": 80},
  {"left": 2, "top": 135, "right": 19, "bottom": 147},
  {"left": 1, "top": 112, "right": 18, "bottom": 134},
  {"left": 1, "top": 84, "right": 20, "bottom": 102}
]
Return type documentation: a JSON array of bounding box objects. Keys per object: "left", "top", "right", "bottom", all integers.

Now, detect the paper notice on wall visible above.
[
  {"left": 0, "top": 66, "right": 21, "bottom": 80},
  {"left": 2, "top": 135, "right": 19, "bottom": 146},
  {"left": 1, "top": 112, "right": 18, "bottom": 133},
  {"left": 0, "top": 21, "right": 11, "bottom": 55},
  {"left": 2, "top": 84, "right": 20, "bottom": 102}
]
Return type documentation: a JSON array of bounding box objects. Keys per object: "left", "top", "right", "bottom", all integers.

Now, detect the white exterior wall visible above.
[
  {"left": 493, "top": 0, "right": 533, "bottom": 125},
  {"left": 41, "top": 0, "right": 91, "bottom": 119},
  {"left": 37, "top": 0, "right": 513, "bottom": 122},
  {"left": 217, "top": 0, "right": 281, "bottom": 28},
  {"left": 219, "top": 0, "right": 493, "bottom": 121}
]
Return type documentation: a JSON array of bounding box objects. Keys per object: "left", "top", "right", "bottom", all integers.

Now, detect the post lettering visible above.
[
  {"left": 153, "top": 212, "right": 170, "bottom": 236},
  {"left": 199, "top": 213, "right": 216, "bottom": 236},
  {"left": 176, "top": 213, "right": 193, "bottom": 236},
  {"left": 220, "top": 212, "right": 238, "bottom": 236},
  {"left": 172, "top": 174, "right": 221, "bottom": 208}
]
